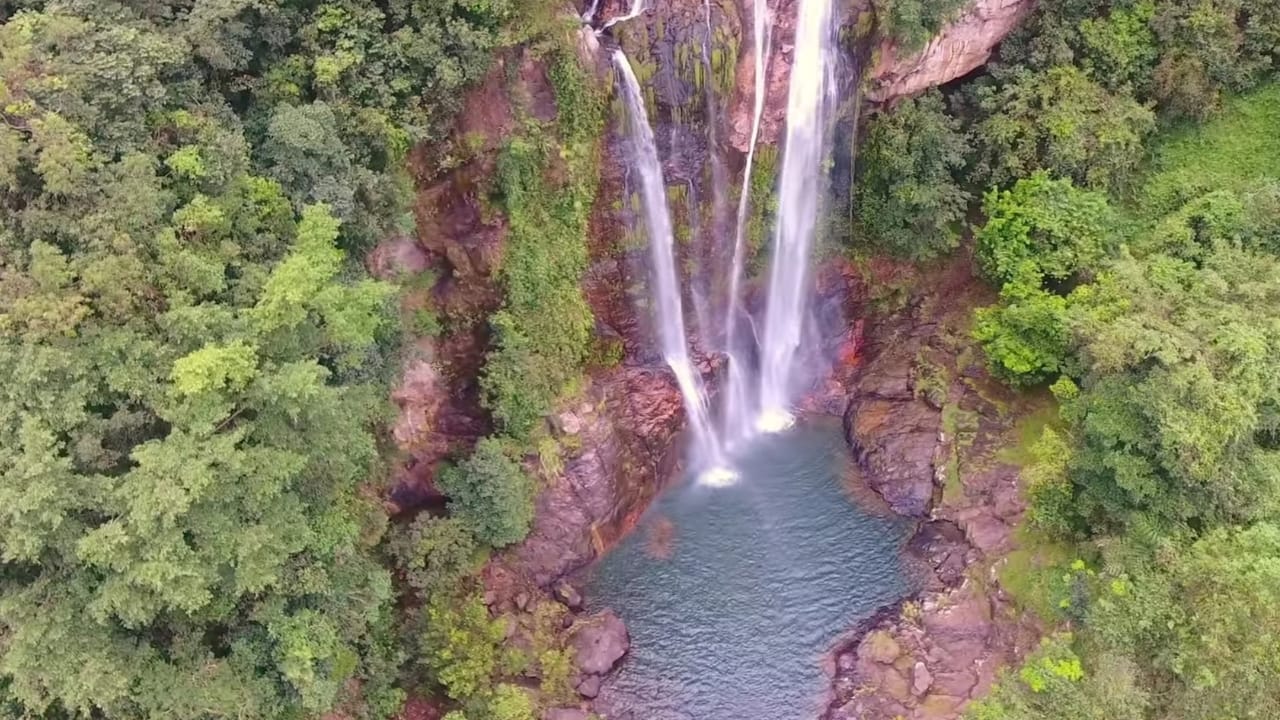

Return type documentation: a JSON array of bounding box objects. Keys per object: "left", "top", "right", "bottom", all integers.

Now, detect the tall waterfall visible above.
[
  {"left": 755, "top": 0, "right": 837, "bottom": 430},
  {"left": 613, "top": 50, "right": 728, "bottom": 473},
  {"left": 719, "top": 0, "right": 771, "bottom": 444}
]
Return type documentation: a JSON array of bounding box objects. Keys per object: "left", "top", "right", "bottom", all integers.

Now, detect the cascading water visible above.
[
  {"left": 612, "top": 49, "right": 732, "bottom": 479},
  {"left": 755, "top": 0, "right": 837, "bottom": 431},
  {"left": 719, "top": 0, "right": 771, "bottom": 445}
]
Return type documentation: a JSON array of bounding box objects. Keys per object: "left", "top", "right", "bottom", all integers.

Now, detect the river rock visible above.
[
  {"left": 570, "top": 610, "right": 630, "bottom": 675},
  {"left": 575, "top": 673, "right": 602, "bottom": 699},
  {"left": 912, "top": 661, "right": 934, "bottom": 696},
  {"left": 554, "top": 580, "right": 584, "bottom": 611},
  {"left": 844, "top": 393, "right": 941, "bottom": 518}
]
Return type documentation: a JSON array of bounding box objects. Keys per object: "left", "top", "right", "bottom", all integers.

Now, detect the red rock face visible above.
[{"left": 865, "top": 0, "right": 1035, "bottom": 104}]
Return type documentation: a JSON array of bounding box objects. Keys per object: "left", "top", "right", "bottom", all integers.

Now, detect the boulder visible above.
[
  {"left": 554, "top": 580, "right": 584, "bottom": 611},
  {"left": 912, "top": 661, "right": 934, "bottom": 696},
  {"left": 570, "top": 610, "right": 630, "bottom": 675},
  {"left": 866, "top": 0, "right": 1035, "bottom": 104},
  {"left": 575, "top": 673, "right": 602, "bottom": 699}
]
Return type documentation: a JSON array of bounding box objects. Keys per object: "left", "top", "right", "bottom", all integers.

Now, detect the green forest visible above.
[
  {"left": 0, "top": 0, "right": 1278, "bottom": 719},
  {"left": 856, "top": 1, "right": 1280, "bottom": 718}
]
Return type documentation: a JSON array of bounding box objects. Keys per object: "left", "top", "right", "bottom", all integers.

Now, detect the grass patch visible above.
[
  {"left": 1135, "top": 82, "right": 1280, "bottom": 220},
  {"left": 996, "top": 527, "right": 1077, "bottom": 623},
  {"left": 996, "top": 398, "right": 1061, "bottom": 467}
]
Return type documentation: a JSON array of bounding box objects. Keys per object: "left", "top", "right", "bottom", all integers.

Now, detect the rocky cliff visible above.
[{"left": 865, "top": 0, "right": 1035, "bottom": 103}]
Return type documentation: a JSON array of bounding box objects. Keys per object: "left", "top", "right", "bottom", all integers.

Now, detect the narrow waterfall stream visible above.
[
  {"left": 612, "top": 50, "right": 728, "bottom": 473},
  {"left": 756, "top": 0, "right": 838, "bottom": 429},
  {"left": 720, "top": 0, "right": 772, "bottom": 446}
]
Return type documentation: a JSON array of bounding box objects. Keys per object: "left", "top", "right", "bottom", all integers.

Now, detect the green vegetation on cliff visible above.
[
  {"left": 854, "top": 3, "right": 1280, "bottom": 718},
  {"left": 0, "top": 0, "right": 598, "bottom": 718}
]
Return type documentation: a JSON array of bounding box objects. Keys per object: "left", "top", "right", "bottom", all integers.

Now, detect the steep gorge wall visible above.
[{"left": 382, "top": 0, "right": 1036, "bottom": 585}]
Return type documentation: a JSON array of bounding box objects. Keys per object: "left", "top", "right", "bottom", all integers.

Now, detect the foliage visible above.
[
  {"left": 0, "top": 0, "right": 561, "bottom": 716},
  {"left": 420, "top": 591, "right": 506, "bottom": 702},
  {"left": 968, "top": 637, "right": 1148, "bottom": 720},
  {"left": 856, "top": 90, "right": 972, "bottom": 260},
  {"left": 1060, "top": 243, "right": 1280, "bottom": 531},
  {"left": 975, "top": 172, "right": 1115, "bottom": 286},
  {"left": 971, "top": 174, "right": 1112, "bottom": 385},
  {"left": 871, "top": 0, "right": 967, "bottom": 52},
  {"left": 972, "top": 272, "right": 1073, "bottom": 386},
  {"left": 481, "top": 53, "right": 605, "bottom": 438},
  {"left": 972, "top": 66, "right": 1155, "bottom": 193},
  {"left": 1137, "top": 83, "right": 1280, "bottom": 219},
  {"left": 388, "top": 515, "right": 484, "bottom": 600},
  {"left": 436, "top": 439, "right": 537, "bottom": 548}
]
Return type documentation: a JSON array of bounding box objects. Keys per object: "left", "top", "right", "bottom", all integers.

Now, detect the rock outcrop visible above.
[
  {"left": 865, "top": 0, "right": 1035, "bottom": 103},
  {"left": 822, "top": 257, "right": 1043, "bottom": 720},
  {"left": 501, "top": 367, "right": 685, "bottom": 585},
  {"left": 571, "top": 610, "right": 631, "bottom": 675}
]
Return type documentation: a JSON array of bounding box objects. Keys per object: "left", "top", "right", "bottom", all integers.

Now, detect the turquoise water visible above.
[{"left": 582, "top": 420, "right": 915, "bottom": 720}]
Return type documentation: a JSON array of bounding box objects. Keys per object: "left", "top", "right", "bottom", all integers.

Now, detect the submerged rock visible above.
[{"left": 571, "top": 610, "right": 630, "bottom": 675}]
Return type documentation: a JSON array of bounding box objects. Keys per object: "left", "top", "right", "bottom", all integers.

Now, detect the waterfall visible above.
[
  {"left": 755, "top": 0, "right": 837, "bottom": 430},
  {"left": 602, "top": 0, "right": 645, "bottom": 30},
  {"left": 612, "top": 49, "right": 729, "bottom": 475},
  {"left": 719, "top": 0, "right": 771, "bottom": 444}
]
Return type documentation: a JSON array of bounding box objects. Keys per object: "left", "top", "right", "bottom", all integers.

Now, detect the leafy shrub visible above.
[
  {"left": 972, "top": 272, "right": 1073, "bottom": 387},
  {"left": 973, "top": 66, "right": 1155, "bottom": 193},
  {"left": 420, "top": 591, "right": 506, "bottom": 701},
  {"left": 975, "top": 172, "right": 1114, "bottom": 286},
  {"left": 388, "top": 515, "right": 484, "bottom": 600},
  {"left": 856, "top": 90, "right": 972, "bottom": 260},
  {"left": 437, "top": 439, "right": 536, "bottom": 548}
]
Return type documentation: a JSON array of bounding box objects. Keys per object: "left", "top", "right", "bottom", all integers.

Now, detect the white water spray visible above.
[
  {"left": 719, "top": 0, "right": 772, "bottom": 444},
  {"left": 613, "top": 50, "right": 732, "bottom": 478},
  {"left": 755, "top": 0, "right": 837, "bottom": 429}
]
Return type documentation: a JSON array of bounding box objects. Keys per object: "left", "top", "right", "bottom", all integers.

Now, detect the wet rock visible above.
[
  {"left": 570, "top": 610, "right": 630, "bottom": 675},
  {"left": 844, "top": 395, "right": 941, "bottom": 517},
  {"left": 866, "top": 0, "right": 1035, "bottom": 104},
  {"left": 503, "top": 367, "right": 683, "bottom": 584},
  {"left": 575, "top": 673, "right": 602, "bottom": 699},
  {"left": 554, "top": 580, "right": 584, "bottom": 611}
]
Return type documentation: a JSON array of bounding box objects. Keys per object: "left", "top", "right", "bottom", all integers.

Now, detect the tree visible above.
[
  {"left": 420, "top": 591, "right": 506, "bottom": 702},
  {"left": 437, "top": 439, "right": 537, "bottom": 548},
  {"left": 975, "top": 172, "right": 1114, "bottom": 286},
  {"left": 973, "top": 269, "right": 1074, "bottom": 387},
  {"left": 1151, "top": 0, "right": 1275, "bottom": 118},
  {"left": 856, "top": 90, "right": 972, "bottom": 260},
  {"left": 973, "top": 66, "right": 1155, "bottom": 193},
  {"left": 388, "top": 515, "right": 484, "bottom": 600},
  {"left": 1063, "top": 244, "right": 1280, "bottom": 531}
]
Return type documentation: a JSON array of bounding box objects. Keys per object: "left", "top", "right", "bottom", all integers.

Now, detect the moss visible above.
[{"left": 995, "top": 400, "right": 1062, "bottom": 467}]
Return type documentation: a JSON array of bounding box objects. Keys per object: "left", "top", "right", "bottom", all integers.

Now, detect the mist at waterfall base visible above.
[{"left": 582, "top": 421, "right": 915, "bottom": 720}]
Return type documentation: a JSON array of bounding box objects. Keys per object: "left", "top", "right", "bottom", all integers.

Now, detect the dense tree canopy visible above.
[
  {"left": 0, "top": 0, "right": 555, "bottom": 717},
  {"left": 856, "top": 90, "right": 972, "bottom": 260}
]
